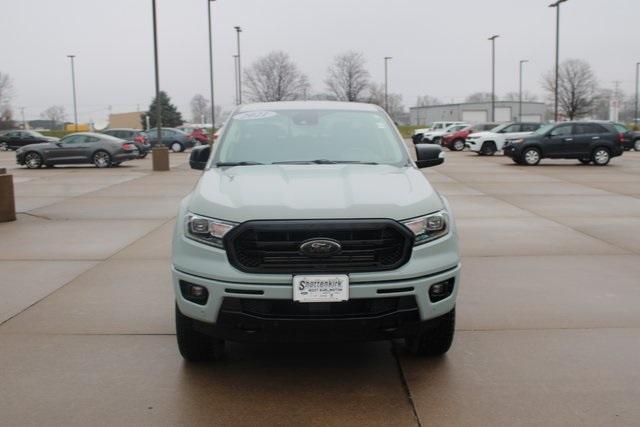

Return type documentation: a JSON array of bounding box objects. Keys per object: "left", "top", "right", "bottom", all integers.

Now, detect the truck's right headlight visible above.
[
  {"left": 185, "top": 212, "right": 237, "bottom": 249},
  {"left": 402, "top": 211, "right": 449, "bottom": 245}
]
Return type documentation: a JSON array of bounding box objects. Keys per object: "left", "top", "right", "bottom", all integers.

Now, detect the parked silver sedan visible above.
[{"left": 15, "top": 132, "right": 139, "bottom": 169}]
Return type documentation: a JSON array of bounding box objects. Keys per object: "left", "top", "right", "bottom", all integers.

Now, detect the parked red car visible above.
[
  {"left": 190, "top": 128, "right": 209, "bottom": 145},
  {"left": 441, "top": 123, "right": 498, "bottom": 151},
  {"left": 177, "top": 126, "right": 210, "bottom": 145}
]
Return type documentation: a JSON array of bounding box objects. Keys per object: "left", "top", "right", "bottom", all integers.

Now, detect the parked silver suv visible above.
[{"left": 172, "top": 101, "right": 461, "bottom": 361}]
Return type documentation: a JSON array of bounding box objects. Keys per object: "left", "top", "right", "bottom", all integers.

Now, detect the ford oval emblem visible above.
[{"left": 299, "top": 238, "right": 342, "bottom": 258}]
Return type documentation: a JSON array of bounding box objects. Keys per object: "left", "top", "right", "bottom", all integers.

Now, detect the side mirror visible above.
[
  {"left": 55, "top": 142, "right": 63, "bottom": 147},
  {"left": 415, "top": 144, "right": 445, "bottom": 168},
  {"left": 189, "top": 145, "right": 210, "bottom": 170}
]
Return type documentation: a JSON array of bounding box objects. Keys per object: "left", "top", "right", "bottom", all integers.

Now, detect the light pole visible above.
[
  {"left": 635, "top": 62, "right": 639, "bottom": 128},
  {"left": 207, "top": 0, "right": 216, "bottom": 133},
  {"left": 233, "top": 55, "right": 239, "bottom": 105},
  {"left": 384, "top": 57, "right": 392, "bottom": 113},
  {"left": 151, "top": 0, "right": 168, "bottom": 170},
  {"left": 549, "top": 0, "right": 568, "bottom": 122},
  {"left": 234, "top": 26, "right": 242, "bottom": 104},
  {"left": 519, "top": 59, "right": 529, "bottom": 121},
  {"left": 67, "top": 55, "right": 78, "bottom": 131},
  {"left": 488, "top": 35, "right": 499, "bottom": 122}
]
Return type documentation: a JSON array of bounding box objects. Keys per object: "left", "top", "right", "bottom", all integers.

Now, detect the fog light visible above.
[
  {"left": 429, "top": 279, "right": 454, "bottom": 302},
  {"left": 179, "top": 280, "right": 209, "bottom": 305}
]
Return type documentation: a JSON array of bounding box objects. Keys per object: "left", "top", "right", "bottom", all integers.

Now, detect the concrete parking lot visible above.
[{"left": 1, "top": 148, "right": 640, "bottom": 426}]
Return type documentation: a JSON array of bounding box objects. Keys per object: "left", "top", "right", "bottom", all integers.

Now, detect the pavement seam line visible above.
[
  {"left": 433, "top": 158, "right": 638, "bottom": 255},
  {"left": 390, "top": 341, "right": 422, "bottom": 427},
  {"left": 0, "top": 216, "right": 177, "bottom": 328}
]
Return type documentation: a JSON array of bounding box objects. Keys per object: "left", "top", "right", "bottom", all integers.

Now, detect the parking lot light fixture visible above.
[
  {"left": 67, "top": 55, "right": 78, "bottom": 131},
  {"left": 549, "top": 0, "right": 568, "bottom": 122},
  {"left": 151, "top": 0, "right": 168, "bottom": 171},
  {"left": 519, "top": 60, "right": 529, "bottom": 121},
  {"left": 384, "top": 57, "right": 392, "bottom": 113},
  {"left": 488, "top": 35, "right": 499, "bottom": 122},
  {"left": 635, "top": 62, "right": 639, "bottom": 128},
  {"left": 234, "top": 26, "right": 242, "bottom": 104},
  {"left": 207, "top": 0, "right": 216, "bottom": 135},
  {"left": 233, "top": 55, "right": 239, "bottom": 105}
]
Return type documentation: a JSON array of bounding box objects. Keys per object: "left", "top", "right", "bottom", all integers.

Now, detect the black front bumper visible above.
[
  {"left": 502, "top": 144, "right": 519, "bottom": 158},
  {"left": 193, "top": 296, "right": 442, "bottom": 343}
]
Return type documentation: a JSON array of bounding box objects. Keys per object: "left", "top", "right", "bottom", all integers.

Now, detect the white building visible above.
[{"left": 410, "top": 101, "right": 547, "bottom": 125}]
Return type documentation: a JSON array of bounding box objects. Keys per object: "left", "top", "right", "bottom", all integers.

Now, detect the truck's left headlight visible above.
[
  {"left": 185, "top": 213, "right": 237, "bottom": 249},
  {"left": 402, "top": 210, "right": 449, "bottom": 245}
]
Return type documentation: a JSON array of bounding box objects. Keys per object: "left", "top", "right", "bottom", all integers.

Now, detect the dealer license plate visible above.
[{"left": 293, "top": 275, "right": 349, "bottom": 303}]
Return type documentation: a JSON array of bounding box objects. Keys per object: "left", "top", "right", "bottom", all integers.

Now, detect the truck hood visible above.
[{"left": 188, "top": 164, "right": 444, "bottom": 222}]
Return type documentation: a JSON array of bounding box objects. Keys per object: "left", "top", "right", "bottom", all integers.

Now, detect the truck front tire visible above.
[
  {"left": 405, "top": 308, "right": 455, "bottom": 357},
  {"left": 176, "top": 304, "right": 225, "bottom": 362}
]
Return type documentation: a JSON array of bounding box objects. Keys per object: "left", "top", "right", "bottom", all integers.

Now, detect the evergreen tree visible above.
[{"left": 142, "top": 91, "right": 183, "bottom": 128}]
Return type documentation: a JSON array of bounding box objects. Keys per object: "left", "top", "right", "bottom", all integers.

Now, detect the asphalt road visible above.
[{"left": 1, "top": 146, "right": 639, "bottom": 426}]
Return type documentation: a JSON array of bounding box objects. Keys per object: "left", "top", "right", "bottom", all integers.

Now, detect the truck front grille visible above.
[{"left": 224, "top": 219, "right": 414, "bottom": 274}]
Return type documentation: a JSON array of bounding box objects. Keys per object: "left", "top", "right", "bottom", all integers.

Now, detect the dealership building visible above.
[{"left": 409, "top": 101, "right": 547, "bottom": 126}]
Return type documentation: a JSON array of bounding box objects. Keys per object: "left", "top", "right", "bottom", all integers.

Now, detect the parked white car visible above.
[
  {"left": 421, "top": 123, "right": 469, "bottom": 144},
  {"left": 412, "top": 121, "right": 466, "bottom": 143},
  {"left": 465, "top": 122, "right": 542, "bottom": 155}
]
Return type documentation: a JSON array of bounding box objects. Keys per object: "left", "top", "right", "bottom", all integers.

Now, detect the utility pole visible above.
[
  {"left": 384, "top": 57, "right": 392, "bottom": 113},
  {"left": 20, "top": 107, "right": 26, "bottom": 130},
  {"left": 234, "top": 26, "right": 242, "bottom": 104},
  {"left": 67, "top": 55, "right": 78, "bottom": 131},
  {"left": 488, "top": 35, "right": 499, "bottom": 122},
  {"left": 549, "top": 0, "right": 568, "bottom": 122},
  {"left": 519, "top": 60, "right": 529, "bottom": 121},
  {"left": 207, "top": 0, "right": 216, "bottom": 133}
]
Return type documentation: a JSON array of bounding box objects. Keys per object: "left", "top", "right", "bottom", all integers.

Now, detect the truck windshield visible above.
[{"left": 215, "top": 109, "right": 407, "bottom": 166}]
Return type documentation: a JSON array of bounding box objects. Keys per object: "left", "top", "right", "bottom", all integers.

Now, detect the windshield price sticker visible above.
[
  {"left": 293, "top": 275, "right": 349, "bottom": 303},
  {"left": 234, "top": 111, "right": 277, "bottom": 121}
]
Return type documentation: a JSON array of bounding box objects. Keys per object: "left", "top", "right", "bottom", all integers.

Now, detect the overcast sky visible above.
[{"left": 2, "top": 0, "right": 639, "bottom": 124}]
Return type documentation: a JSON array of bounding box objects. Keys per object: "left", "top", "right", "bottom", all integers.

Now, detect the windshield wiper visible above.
[
  {"left": 273, "top": 159, "right": 337, "bottom": 165},
  {"left": 272, "top": 159, "right": 378, "bottom": 165},
  {"left": 215, "top": 161, "right": 264, "bottom": 167},
  {"left": 331, "top": 160, "right": 379, "bottom": 165}
]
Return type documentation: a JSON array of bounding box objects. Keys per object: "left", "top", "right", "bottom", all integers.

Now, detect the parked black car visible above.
[
  {"left": 503, "top": 121, "right": 624, "bottom": 166},
  {"left": 102, "top": 128, "right": 151, "bottom": 158},
  {"left": 143, "top": 128, "right": 195, "bottom": 152},
  {"left": 0, "top": 130, "right": 59, "bottom": 151},
  {"left": 611, "top": 122, "right": 640, "bottom": 151},
  {"left": 16, "top": 132, "right": 139, "bottom": 169}
]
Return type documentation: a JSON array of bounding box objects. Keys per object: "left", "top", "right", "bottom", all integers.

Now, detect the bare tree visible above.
[
  {"left": 190, "top": 94, "right": 209, "bottom": 124},
  {"left": 503, "top": 91, "right": 538, "bottom": 102},
  {"left": 41, "top": 105, "right": 67, "bottom": 128},
  {"left": 465, "top": 92, "right": 494, "bottom": 103},
  {"left": 0, "top": 72, "right": 13, "bottom": 108},
  {"left": 0, "top": 107, "right": 13, "bottom": 130},
  {"left": 325, "top": 51, "right": 370, "bottom": 102},
  {"left": 243, "top": 51, "right": 310, "bottom": 102},
  {"left": 367, "top": 83, "right": 404, "bottom": 119},
  {"left": 0, "top": 72, "right": 14, "bottom": 129},
  {"left": 543, "top": 59, "right": 598, "bottom": 120},
  {"left": 416, "top": 95, "right": 442, "bottom": 107}
]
